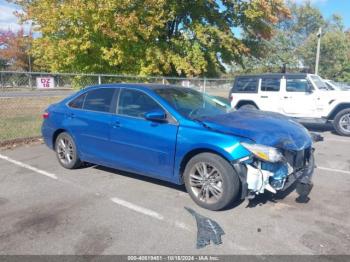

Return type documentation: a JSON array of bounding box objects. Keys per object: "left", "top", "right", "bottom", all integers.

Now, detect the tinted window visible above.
[
  {"left": 118, "top": 89, "right": 162, "bottom": 118},
  {"left": 69, "top": 93, "right": 86, "bottom": 109},
  {"left": 261, "top": 78, "right": 280, "bottom": 92},
  {"left": 83, "top": 88, "right": 115, "bottom": 112},
  {"left": 286, "top": 79, "right": 311, "bottom": 92},
  {"left": 233, "top": 78, "right": 258, "bottom": 93}
]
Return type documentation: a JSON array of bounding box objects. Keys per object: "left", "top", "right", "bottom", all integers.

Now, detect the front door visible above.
[
  {"left": 281, "top": 77, "right": 317, "bottom": 117},
  {"left": 109, "top": 88, "right": 178, "bottom": 178}
]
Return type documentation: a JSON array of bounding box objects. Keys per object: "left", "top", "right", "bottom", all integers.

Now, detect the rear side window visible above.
[
  {"left": 118, "top": 89, "right": 162, "bottom": 118},
  {"left": 286, "top": 79, "right": 311, "bottom": 92},
  {"left": 83, "top": 88, "right": 115, "bottom": 112},
  {"left": 69, "top": 93, "right": 86, "bottom": 109},
  {"left": 233, "top": 78, "right": 258, "bottom": 93},
  {"left": 261, "top": 78, "right": 280, "bottom": 92}
]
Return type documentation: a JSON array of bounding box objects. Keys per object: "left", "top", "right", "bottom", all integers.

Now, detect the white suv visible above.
[{"left": 229, "top": 73, "right": 350, "bottom": 136}]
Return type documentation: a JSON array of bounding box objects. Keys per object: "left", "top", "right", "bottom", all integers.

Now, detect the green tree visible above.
[
  {"left": 233, "top": 0, "right": 325, "bottom": 74},
  {"left": 299, "top": 29, "right": 350, "bottom": 81},
  {"left": 11, "top": 0, "right": 289, "bottom": 77}
]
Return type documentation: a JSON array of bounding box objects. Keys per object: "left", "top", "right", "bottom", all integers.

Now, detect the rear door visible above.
[
  {"left": 257, "top": 77, "right": 283, "bottom": 112},
  {"left": 109, "top": 88, "right": 178, "bottom": 178},
  {"left": 67, "top": 88, "right": 117, "bottom": 163}
]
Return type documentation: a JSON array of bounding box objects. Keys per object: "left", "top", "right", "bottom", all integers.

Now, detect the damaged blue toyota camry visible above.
[{"left": 42, "top": 84, "right": 316, "bottom": 210}]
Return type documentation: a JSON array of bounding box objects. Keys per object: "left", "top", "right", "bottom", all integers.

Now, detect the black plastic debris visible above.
[
  {"left": 310, "top": 132, "right": 324, "bottom": 143},
  {"left": 185, "top": 207, "right": 225, "bottom": 249}
]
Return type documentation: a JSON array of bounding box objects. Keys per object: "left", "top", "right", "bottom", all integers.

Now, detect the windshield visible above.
[
  {"left": 154, "top": 88, "right": 231, "bottom": 119},
  {"left": 310, "top": 75, "right": 329, "bottom": 90}
]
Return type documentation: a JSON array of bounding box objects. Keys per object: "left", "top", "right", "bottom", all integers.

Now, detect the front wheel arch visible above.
[{"left": 179, "top": 148, "right": 233, "bottom": 184}]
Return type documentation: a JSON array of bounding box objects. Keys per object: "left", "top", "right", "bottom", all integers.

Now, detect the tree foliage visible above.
[
  {"left": 233, "top": 0, "right": 350, "bottom": 82},
  {"left": 12, "top": 0, "right": 289, "bottom": 77},
  {"left": 0, "top": 28, "right": 33, "bottom": 71},
  {"left": 299, "top": 29, "right": 350, "bottom": 81}
]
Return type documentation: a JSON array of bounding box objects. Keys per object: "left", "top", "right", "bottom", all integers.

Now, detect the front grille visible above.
[{"left": 284, "top": 148, "right": 311, "bottom": 170}]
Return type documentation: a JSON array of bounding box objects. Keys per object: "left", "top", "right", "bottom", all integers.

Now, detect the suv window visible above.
[
  {"left": 233, "top": 78, "right": 258, "bottom": 93},
  {"left": 118, "top": 89, "right": 162, "bottom": 118},
  {"left": 69, "top": 93, "right": 86, "bottom": 109},
  {"left": 261, "top": 78, "right": 280, "bottom": 92},
  {"left": 286, "top": 79, "right": 311, "bottom": 92},
  {"left": 310, "top": 75, "right": 328, "bottom": 90},
  {"left": 83, "top": 88, "right": 115, "bottom": 112}
]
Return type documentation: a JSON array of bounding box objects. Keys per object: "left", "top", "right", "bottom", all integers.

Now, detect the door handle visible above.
[
  {"left": 260, "top": 96, "right": 268, "bottom": 98},
  {"left": 111, "top": 121, "right": 121, "bottom": 128},
  {"left": 283, "top": 96, "right": 289, "bottom": 99},
  {"left": 67, "top": 113, "right": 75, "bottom": 118}
]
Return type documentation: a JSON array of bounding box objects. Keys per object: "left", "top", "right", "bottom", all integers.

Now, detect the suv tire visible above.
[
  {"left": 183, "top": 153, "right": 240, "bottom": 210},
  {"left": 239, "top": 104, "right": 258, "bottom": 110},
  {"left": 333, "top": 108, "right": 350, "bottom": 136},
  {"left": 55, "top": 132, "right": 82, "bottom": 169}
]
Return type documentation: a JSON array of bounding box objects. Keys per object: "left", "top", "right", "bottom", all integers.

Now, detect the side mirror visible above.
[{"left": 144, "top": 109, "right": 167, "bottom": 122}]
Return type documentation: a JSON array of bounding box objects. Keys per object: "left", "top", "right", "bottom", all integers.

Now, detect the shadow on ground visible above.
[
  {"left": 94, "top": 165, "right": 187, "bottom": 193},
  {"left": 303, "top": 123, "right": 334, "bottom": 133}
]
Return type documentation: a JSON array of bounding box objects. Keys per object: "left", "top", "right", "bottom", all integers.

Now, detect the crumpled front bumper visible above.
[
  {"left": 233, "top": 151, "right": 315, "bottom": 199},
  {"left": 281, "top": 152, "right": 314, "bottom": 193}
]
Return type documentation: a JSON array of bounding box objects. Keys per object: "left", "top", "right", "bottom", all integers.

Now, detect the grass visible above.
[{"left": 0, "top": 96, "right": 65, "bottom": 142}]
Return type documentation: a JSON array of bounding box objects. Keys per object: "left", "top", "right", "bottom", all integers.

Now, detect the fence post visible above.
[
  {"left": 162, "top": 77, "right": 165, "bottom": 85},
  {"left": 98, "top": 75, "right": 102, "bottom": 85},
  {"left": 29, "top": 73, "right": 33, "bottom": 90},
  {"left": 203, "top": 77, "right": 206, "bottom": 93},
  {"left": 0, "top": 72, "right": 3, "bottom": 90}
]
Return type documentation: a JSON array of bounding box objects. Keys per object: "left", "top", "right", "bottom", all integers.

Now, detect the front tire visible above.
[
  {"left": 183, "top": 153, "right": 240, "bottom": 211},
  {"left": 55, "top": 132, "right": 82, "bottom": 169},
  {"left": 333, "top": 109, "right": 350, "bottom": 136}
]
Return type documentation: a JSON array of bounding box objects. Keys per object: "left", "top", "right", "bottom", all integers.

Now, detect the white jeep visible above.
[{"left": 229, "top": 73, "right": 350, "bottom": 136}]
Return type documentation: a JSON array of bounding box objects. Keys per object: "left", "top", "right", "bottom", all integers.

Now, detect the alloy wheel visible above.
[
  {"left": 189, "top": 162, "right": 224, "bottom": 204},
  {"left": 339, "top": 113, "right": 350, "bottom": 133},
  {"left": 57, "top": 137, "right": 74, "bottom": 165}
]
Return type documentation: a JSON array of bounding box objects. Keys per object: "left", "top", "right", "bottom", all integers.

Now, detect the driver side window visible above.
[
  {"left": 117, "top": 89, "right": 162, "bottom": 118},
  {"left": 286, "top": 79, "right": 311, "bottom": 92}
]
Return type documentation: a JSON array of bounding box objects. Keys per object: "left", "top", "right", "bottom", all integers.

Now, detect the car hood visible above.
[{"left": 199, "top": 110, "right": 312, "bottom": 151}]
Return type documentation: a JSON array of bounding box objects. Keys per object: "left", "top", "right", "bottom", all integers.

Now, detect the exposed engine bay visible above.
[{"left": 242, "top": 147, "right": 314, "bottom": 198}]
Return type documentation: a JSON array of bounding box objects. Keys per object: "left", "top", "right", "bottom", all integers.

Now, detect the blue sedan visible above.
[{"left": 42, "top": 84, "right": 315, "bottom": 210}]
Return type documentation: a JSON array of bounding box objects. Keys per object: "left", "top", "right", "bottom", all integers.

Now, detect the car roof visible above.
[
  {"left": 235, "top": 73, "right": 309, "bottom": 78},
  {"left": 84, "top": 83, "right": 187, "bottom": 91}
]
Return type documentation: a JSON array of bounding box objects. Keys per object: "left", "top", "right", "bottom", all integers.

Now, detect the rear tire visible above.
[
  {"left": 183, "top": 153, "right": 240, "bottom": 211},
  {"left": 55, "top": 132, "right": 82, "bottom": 169},
  {"left": 333, "top": 109, "right": 350, "bottom": 136},
  {"left": 238, "top": 104, "right": 258, "bottom": 110}
]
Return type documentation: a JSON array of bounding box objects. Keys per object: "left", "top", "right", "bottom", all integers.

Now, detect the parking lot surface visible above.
[{"left": 0, "top": 131, "right": 350, "bottom": 255}]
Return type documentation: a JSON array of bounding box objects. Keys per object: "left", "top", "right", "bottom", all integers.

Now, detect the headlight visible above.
[{"left": 240, "top": 142, "right": 283, "bottom": 162}]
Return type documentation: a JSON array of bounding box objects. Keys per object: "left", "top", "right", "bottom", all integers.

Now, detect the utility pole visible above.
[{"left": 315, "top": 27, "right": 322, "bottom": 75}]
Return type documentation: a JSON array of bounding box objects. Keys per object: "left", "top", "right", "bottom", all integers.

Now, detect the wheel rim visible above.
[
  {"left": 339, "top": 113, "right": 350, "bottom": 133},
  {"left": 189, "top": 162, "right": 224, "bottom": 204},
  {"left": 57, "top": 137, "right": 74, "bottom": 165}
]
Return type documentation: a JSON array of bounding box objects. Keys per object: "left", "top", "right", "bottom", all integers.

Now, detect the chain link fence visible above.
[{"left": 0, "top": 71, "right": 233, "bottom": 144}]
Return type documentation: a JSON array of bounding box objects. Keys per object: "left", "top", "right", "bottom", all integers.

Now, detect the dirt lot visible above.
[{"left": 0, "top": 130, "right": 349, "bottom": 255}]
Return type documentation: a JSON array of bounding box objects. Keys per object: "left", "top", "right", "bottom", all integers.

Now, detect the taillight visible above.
[
  {"left": 42, "top": 112, "right": 49, "bottom": 119},
  {"left": 229, "top": 94, "right": 233, "bottom": 101}
]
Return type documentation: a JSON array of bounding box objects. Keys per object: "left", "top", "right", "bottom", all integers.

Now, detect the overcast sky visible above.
[{"left": 1, "top": 0, "right": 350, "bottom": 34}]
